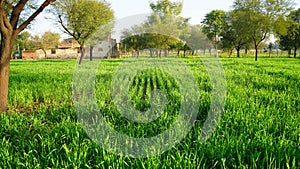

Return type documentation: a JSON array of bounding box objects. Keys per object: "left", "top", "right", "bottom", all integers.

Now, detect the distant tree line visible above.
[
  {"left": 121, "top": 0, "right": 298, "bottom": 61},
  {"left": 202, "top": 0, "right": 298, "bottom": 60}
]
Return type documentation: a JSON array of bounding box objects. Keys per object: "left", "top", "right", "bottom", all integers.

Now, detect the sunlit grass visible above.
[{"left": 0, "top": 58, "right": 299, "bottom": 168}]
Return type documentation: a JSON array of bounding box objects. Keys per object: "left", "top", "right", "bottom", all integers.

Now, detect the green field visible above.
[{"left": 0, "top": 58, "right": 299, "bottom": 168}]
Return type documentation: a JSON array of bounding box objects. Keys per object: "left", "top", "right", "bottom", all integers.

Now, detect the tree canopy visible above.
[
  {"left": 201, "top": 10, "right": 225, "bottom": 44},
  {"left": 220, "top": 10, "right": 252, "bottom": 57},
  {"left": 231, "top": 0, "right": 294, "bottom": 61},
  {"left": 52, "top": 0, "right": 114, "bottom": 64},
  {"left": 279, "top": 8, "right": 300, "bottom": 58},
  {"left": 40, "top": 31, "right": 60, "bottom": 57}
]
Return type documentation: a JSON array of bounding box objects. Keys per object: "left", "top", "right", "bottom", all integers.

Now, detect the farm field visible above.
[{"left": 0, "top": 57, "right": 299, "bottom": 168}]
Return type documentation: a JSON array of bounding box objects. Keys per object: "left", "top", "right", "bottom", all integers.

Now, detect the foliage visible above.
[
  {"left": 146, "top": 0, "right": 188, "bottom": 51},
  {"left": 220, "top": 10, "right": 252, "bottom": 57},
  {"left": 52, "top": 0, "right": 114, "bottom": 46},
  {"left": 0, "top": 0, "right": 56, "bottom": 37},
  {"left": 28, "top": 34, "right": 42, "bottom": 50},
  {"left": 51, "top": 0, "right": 114, "bottom": 63},
  {"left": 201, "top": 10, "right": 225, "bottom": 44},
  {"left": 232, "top": 0, "right": 295, "bottom": 61},
  {"left": 184, "top": 24, "right": 211, "bottom": 52},
  {"left": 41, "top": 31, "right": 60, "bottom": 56},
  {"left": 149, "top": 0, "right": 183, "bottom": 17},
  {"left": 19, "top": 31, "right": 60, "bottom": 56},
  {"left": 13, "top": 31, "right": 32, "bottom": 52},
  {"left": 279, "top": 8, "right": 300, "bottom": 58},
  {"left": 41, "top": 31, "right": 60, "bottom": 49},
  {"left": 120, "top": 0, "right": 189, "bottom": 57}
]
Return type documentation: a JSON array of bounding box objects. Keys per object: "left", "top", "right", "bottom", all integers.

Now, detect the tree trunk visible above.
[
  {"left": 90, "top": 46, "right": 94, "bottom": 61},
  {"left": 183, "top": 45, "right": 187, "bottom": 57},
  {"left": 177, "top": 49, "right": 180, "bottom": 56},
  {"left": 288, "top": 49, "right": 291, "bottom": 57},
  {"left": 229, "top": 49, "right": 233, "bottom": 57},
  {"left": 42, "top": 49, "right": 47, "bottom": 59},
  {"left": 294, "top": 47, "right": 297, "bottom": 58},
  {"left": 150, "top": 49, "right": 153, "bottom": 57},
  {"left": 0, "top": 61, "right": 10, "bottom": 112},
  {"left": 79, "top": 46, "right": 85, "bottom": 64},
  {"left": 255, "top": 45, "right": 258, "bottom": 61},
  {"left": 159, "top": 50, "right": 162, "bottom": 58},
  {"left": 0, "top": 0, "right": 55, "bottom": 111},
  {"left": 236, "top": 47, "right": 240, "bottom": 58},
  {"left": 0, "top": 35, "right": 14, "bottom": 112}
]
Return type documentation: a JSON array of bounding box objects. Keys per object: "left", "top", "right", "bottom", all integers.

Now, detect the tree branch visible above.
[
  {"left": 10, "top": 0, "right": 29, "bottom": 29},
  {"left": 0, "top": 7, "right": 12, "bottom": 34},
  {"left": 259, "top": 32, "right": 268, "bottom": 44},
  {"left": 16, "top": 0, "right": 55, "bottom": 34},
  {"left": 58, "top": 14, "right": 74, "bottom": 37},
  {"left": 0, "top": 13, "right": 8, "bottom": 35}
]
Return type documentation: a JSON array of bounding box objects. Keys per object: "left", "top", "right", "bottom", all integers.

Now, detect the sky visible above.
[
  {"left": 108, "top": 0, "right": 236, "bottom": 24},
  {"left": 30, "top": 0, "right": 236, "bottom": 35},
  {"left": 30, "top": 0, "right": 300, "bottom": 38}
]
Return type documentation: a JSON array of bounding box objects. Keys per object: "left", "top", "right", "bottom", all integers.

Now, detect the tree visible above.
[
  {"left": 233, "top": 0, "right": 294, "bottom": 61},
  {"left": 52, "top": 0, "right": 114, "bottom": 64},
  {"left": 185, "top": 24, "right": 211, "bottom": 56},
  {"left": 24, "top": 32, "right": 60, "bottom": 58},
  {"left": 150, "top": 0, "right": 183, "bottom": 17},
  {"left": 146, "top": 0, "right": 188, "bottom": 57},
  {"left": 28, "top": 34, "right": 42, "bottom": 50},
  {"left": 0, "top": 0, "right": 55, "bottom": 112},
  {"left": 279, "top": 9, "right": 300, "bottom": 58},
  {"left": 120, "top": 0, "right": 188, "bottom": 58},
  {"left": 120, "top": 26, "right": 146, "bottom": 57},
  {"left": 41, "top": 31, "right": 60, "bottom": 58},
  {"left": 221, "top": 10, "right": 252, "bottom": 58},
  {"left": 267, "top": 42, "right": 273, "bottom": 57},
  {"left": 201, "top": 10, "right": 225, "bottom": 57},
  {"left": 14, "top": 31, "right": 32, "bottom": 55},
  {"left": 120, "top": 33, "right": 143, "bottom": 57}
]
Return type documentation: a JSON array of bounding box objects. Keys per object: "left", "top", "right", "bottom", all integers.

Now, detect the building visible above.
[{"left": 22, "top": 37, "right": 119, "bottom": 60}]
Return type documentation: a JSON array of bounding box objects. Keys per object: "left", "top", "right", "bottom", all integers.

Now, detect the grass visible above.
[{"left": 0, "top": 57, "right": 299, "bottom": 168}]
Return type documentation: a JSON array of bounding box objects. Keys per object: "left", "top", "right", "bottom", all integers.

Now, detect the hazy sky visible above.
[
  {"left": 108, "top": 0, "right": 236, "bottom": 23},
  {"left": 30, "top": 0, "right": 300, "bottom": 36},
  {"left": 30, "top": 0, "right": 235, "bottom": 35}
]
